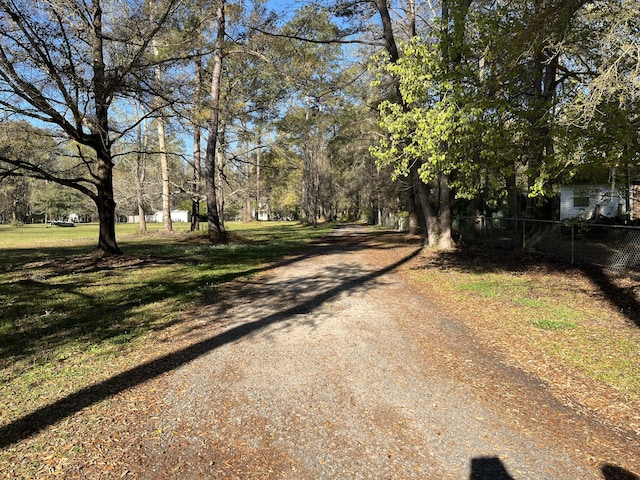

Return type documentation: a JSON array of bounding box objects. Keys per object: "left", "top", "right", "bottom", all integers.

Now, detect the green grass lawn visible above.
[
  {"left": 0, "top": 221, "right": 334, "bottom": 434},
  {"left": 0, "top": 221, "right": 188, "bottom": 249}
]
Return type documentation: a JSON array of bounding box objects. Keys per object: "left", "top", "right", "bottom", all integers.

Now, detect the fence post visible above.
[{"left": 571, "top": 223, "right": 574, "bottom": 266}]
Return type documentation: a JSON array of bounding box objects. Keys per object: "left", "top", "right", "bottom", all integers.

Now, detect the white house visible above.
[
  {"left": 559, "top": 185, "right": 628, "bottom": 220},
  {"left": 127, "top": 209, "right": 191, "bottom": 224}
]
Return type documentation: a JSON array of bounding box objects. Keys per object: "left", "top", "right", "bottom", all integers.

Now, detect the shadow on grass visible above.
[
  {"left": 0, "top": 225, "right": 422, "bottom": 448},
  {"left": 418, "top": 245, "right": 640, "bottom": 329},
  {"left": 0, "top": 225, "right": 340, "bottom": 360},
  {"left": 1, "top": 225, "right": 419, "bottom": 360}
]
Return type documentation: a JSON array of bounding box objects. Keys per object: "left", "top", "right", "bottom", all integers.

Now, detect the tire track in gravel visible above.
[{"left": 139, "top": 225, "right": 640, "bottom": 479}]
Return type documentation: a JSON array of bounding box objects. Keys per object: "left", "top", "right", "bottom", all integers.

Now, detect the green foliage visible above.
[
  {"left": 0, "top": 122, "right": 60, "bottom": 174},
  {"left": 30, "top": 182, "right": 90, "bottom": 220},
  {"left": 371, "top": 37, "right": 486, "bottom": 195},
  {"left": 260, "top": 147, "right": 302, "bottom": 218},
  {"left": 370, "top": 0, "right": 640, "bottom": 215}
]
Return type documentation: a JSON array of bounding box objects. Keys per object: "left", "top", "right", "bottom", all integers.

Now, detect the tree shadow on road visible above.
[
  {"left": 0, "top": 226, "right": 420, "bottom": 363},
  {"left": 0, "top": 227, "right": 339, "bottom": 356},
  {"left": 0, "top": 227, "right": 422, "bottom": 449}
]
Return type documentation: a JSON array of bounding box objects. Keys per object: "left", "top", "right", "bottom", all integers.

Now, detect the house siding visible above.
[
  {"left": 560, "top": 185, "right": 626, "bottom": 220},
  {"left": 633, "top": 185, "right": 640, "bottom": 219}
]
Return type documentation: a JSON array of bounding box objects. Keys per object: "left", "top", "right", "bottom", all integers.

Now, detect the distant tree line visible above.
[{"left": 0, "top": 0, "right": 637, "bottom": 253}]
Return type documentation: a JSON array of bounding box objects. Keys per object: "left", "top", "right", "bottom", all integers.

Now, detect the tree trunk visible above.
[
  {"left": 94, "top": 149, "right": 122, "bottom": 256},
  {"left": 242, "top": 134, "right": 252, "bottom": 221},
  {"left": 506, "top": 171, "right": 519, "bottom": 218},
  {"left": 135, "top": 149, "right": 147, "bottom": 234},
  {"left": 151, "top": 33, "right": 172, "bottom": 232},
  {"left": 422, "top": 184, "right": 440, "bottom": 247},
  {"left": 157, "top": 115, "right": 172, "bottom": 231},
  {"left": 245, "top": 195, "right": 252, "bottom": 222},
  {"left": 410, "top": 162, "right": 437, "bottom": 245},
  {"left": 137, "top": 202, "right": 147, "bottom": 233},
  {"left": 91, "top": 2, "right": 120, "bottom": 256},
  {"left": 313, "top": 149, "right": 320, "bottom": 227},
  {"left": 255, "top": 141, "right": 261, "bottom": 221},
  {"left": 408, "top": 170, "right": 418, "bottom": 235},
  {"left": 205, "top": 0, "right": 227, "bottom": 242},
  {"left": 216, "top": 121, "right": 226, "bottom": 229},
  {"left": 133, "top": 101, "right": 148, "bottom": 234},
  {"left": 523, "top": 0, "right": 585, "bottom": 218},
  {"left": 438, "top": 172, "right": 455, "bottom": 249},
  {"left": 375, "top": 0, "right": 400, "bottom": 64},
  {"left": 301, "top": 96, "right": 312, "bottom": 225},
  {"left": 158, "top": 119, "right": 172, "bottom": 231},
  {"left": 301, "top": 168, "right": 309, "bottom": 223},
  {"left": 412, "top": 165, "right": 439, "bottom": 246},
  {"left": 191, "top": 56, "right": 203, "bottom": 231},
  {"left": 191, "top": 122, "right": 201, "bottom": 231},
  {"left": 375, "top": 0, "right": 434, "bottom": 242}
]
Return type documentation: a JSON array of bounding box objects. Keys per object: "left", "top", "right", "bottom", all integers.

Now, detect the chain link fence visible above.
[{"left": 454, "top": 217, "right": 640, "bottom": 275}]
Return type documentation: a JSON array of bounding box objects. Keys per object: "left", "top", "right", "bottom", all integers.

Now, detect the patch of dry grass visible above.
[{"left": 402, "top": 246, "right": 640, "bottom": 432}]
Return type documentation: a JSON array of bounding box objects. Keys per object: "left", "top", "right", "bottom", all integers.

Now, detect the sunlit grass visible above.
[
  {"left": 532, "top": 318, "right": 578, "bottom": 331},
  {"left": 0, "top": 221, "right": 180, "bottom": 248},
  {"left": 0, "top": 220, "right": 287, "bottom": 249},
  {"left": 0, "top": 220, "right": 335, "bottom": 431},
  {"left": 413, "top": 263, "right": 640, "bottom": 399}
]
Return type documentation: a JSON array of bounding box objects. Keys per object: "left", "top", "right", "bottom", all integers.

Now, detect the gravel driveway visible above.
[{"left": 132, "top": 225, "right": 639, "bottom": 479}]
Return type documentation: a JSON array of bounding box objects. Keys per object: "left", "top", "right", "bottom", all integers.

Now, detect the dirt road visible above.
[{"left": 89, "top": 225, "right": 640, "bottom": 478}]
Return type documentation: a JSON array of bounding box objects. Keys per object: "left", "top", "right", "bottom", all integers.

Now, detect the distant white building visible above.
[
  {"left": 127, "top": 210, "right": 191, "bottom": 224},
  {"left": 559, "top": 185, "right": 629, "bottom": 220}
]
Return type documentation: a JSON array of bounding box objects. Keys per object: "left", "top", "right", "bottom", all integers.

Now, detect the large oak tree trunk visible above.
[
  {"left": 408, "top": 169, "right": 418, "bottom": 235},
  {"left": 375, "top": 0, "right": 454, "bottom": 247},
  {"left": 420, "top": 180, "right": 440, "bottom": 247},
  {"left": 91, "top": 2, "right": 121, "bottom": 256},
  {"left": 94, "top": 149, "right": 122, "bottom": 257}
]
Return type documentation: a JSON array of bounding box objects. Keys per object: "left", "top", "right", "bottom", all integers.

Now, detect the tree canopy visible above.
[{"left": 1, "top": 0, "right": 637, "bottom": 251}]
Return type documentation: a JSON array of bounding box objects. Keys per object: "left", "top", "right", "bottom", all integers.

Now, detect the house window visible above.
[{"left": 573, "top": 190, "right": 590, "bottom": 208}]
